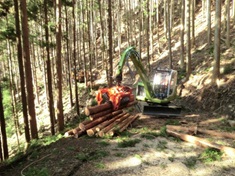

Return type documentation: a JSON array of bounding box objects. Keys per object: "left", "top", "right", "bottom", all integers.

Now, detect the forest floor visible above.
[{"left": 1, "top": 109, "right": 235, "bottom": 176}]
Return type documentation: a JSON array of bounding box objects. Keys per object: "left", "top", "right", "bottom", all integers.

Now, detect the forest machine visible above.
[{"left": 96, "top": 46, "right": 181, "bottom": 116}]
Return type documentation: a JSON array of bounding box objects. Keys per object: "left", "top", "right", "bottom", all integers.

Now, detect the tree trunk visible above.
[
  {"left": 185, "top": 0, "right": 192, "bottom": 79},
  {"left": 44, "top": 0, "right": 55, "bottom": 135},
  {"left": 55, "top": 0, "right": 64, "bottom": 131},
  {"left": 0, "top": 85, "right": 9, "bottom": 160},
  {"left": 14, "top": 0, "right": 30, "bottom": 142},
  {"left": 20, "top": 0, "right": 38, "bottom": 139},
  {"left": 73, "top": 0, "right": 80, "bottom": 116},
  {"left": 180, "top": 0, "right": 185, "bottom": 70},
  {"left": 207, "top": 0, "right": 211, "bottom": 45},
  {"left": 225, "top": 0, "right": 230, "bottom": 48},
  {"left": 64, "top": 3, "right": 73, "bottom": 108},
  {"left": 167, "top": 0, "right": 172, "bottom": 69},
  {"left": 108, "top": 0, "right": 113, "bottom": 87},
  {"left": 212, "top": 0, "right": 221, "bottom": 83},
  {"left": 191, "top": 0, "right": 195, "bottom": 47}
]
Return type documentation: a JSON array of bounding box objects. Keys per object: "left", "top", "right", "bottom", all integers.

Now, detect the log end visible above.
[
  {"left": 84, "top": 107, "right": 91, "bottom": 116},
  {"left": 87, "top": 129, "right": 95, "bottom": 137}
]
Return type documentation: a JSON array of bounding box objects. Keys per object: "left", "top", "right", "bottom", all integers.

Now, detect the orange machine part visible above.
[{"left": 96, "top": 86, "right": 134, "bottom": 110}]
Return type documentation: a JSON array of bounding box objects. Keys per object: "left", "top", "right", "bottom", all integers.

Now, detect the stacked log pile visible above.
[{"left": 65, "top": 101, "right": 139, "bottom": 138}]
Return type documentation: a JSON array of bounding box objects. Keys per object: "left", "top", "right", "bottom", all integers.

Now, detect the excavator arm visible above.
[
  {"left": 115, "top": 46, "right": 181, "bottom": 116},
  {"left": 115, "top": 47, "right": 155, "bottom": 101}
]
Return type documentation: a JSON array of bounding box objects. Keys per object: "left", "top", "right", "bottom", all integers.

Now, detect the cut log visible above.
[
  {"left": 166, "top": 125, "right": 197, "bottom": 134},
  {"left": 197, "top": 129, "right": 235, "bottom": 140},
  {"left": 86, "top": 110, "right": 124, "bottom": 136},
  {"left": 95, "top": 111, "right": 126, "bottom": 132},
  {"left": 166, "top": 129, "right": 235, "bottom": 157},
  {"left": 64, "top": 127, "right": 84, "bottom": 138},
  {"left": 89, "top": 109, "right": 113, "bottom": 120},
  {"left": 78, "top": 119, "right": 92, "bottom": 131},
  {"left": 166, "top": 125, "right": 235, "bottom": 140},
  {"left": 107, "top": 114, "right": 139, "bottom": 136},
  {"left": 98, "top": 113, "right": 130, "bottom": 137},
  {"left": 119, "top": 114, "right": 139, "bottom": 132},
  {"left": 81, "top": 110, "right": 119, "bottom": 132},
  {"left": 85, "top": 102, "right": 112, "bottom": 116}
]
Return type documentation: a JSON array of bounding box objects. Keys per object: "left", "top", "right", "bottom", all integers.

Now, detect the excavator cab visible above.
[{"left": 136, "top": 69, "right": 180, "bottom": 116}]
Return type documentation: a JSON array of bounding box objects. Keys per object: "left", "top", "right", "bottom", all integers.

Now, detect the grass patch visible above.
[
  {"left": 140, "top": 131, "right": 159, "bottom": 140},
  {"left": 95, "top": 162, "right": 105, "bottom": 169},
  {"left": 75, "top": 150, "right": 109, "bottom": 162},
  {"left": 24, "top": 167, "right": 49, "bottom": 176},
  {"left": 114, "top": 152, "right": 125, "bottom": 157},
  {"left": 168, "top": 154, "right": 175, "bottom": 162},
  {"left": 199, "top": 148, "right": 223, "bottom": 163},
  {"left": 117, "top": 138, "right": 141, "bottom": 148},
  {"left": 183, "top": 156, "right": 198, "bottom": 168},
  {"left": 156, "top": 140, "right": 167, "bottom": 151},
  {"left": 97, "top": 140, "right": 110, "bottom": 147}
]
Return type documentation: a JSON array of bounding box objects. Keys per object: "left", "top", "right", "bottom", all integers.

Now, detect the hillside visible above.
[{"left": 1, "top": 2, "right": 235, "bottom": 176}]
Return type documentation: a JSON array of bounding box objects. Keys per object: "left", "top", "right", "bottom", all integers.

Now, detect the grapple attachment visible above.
[{"left": 96, "top": 86, "right": 134, "bottom": 110}]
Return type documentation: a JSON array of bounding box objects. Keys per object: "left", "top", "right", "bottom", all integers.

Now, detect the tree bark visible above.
[
  {"left": 85, "top": 102, "right": 112, "bottom": 116},
  {"left": 212, "top": 0, "right": 221, "bottom": 83},
  {"left": 44, "top": 0, "right": 55, "bottom": 135},
  {"left": 55, "top": 0, "right": 64, "bottom": 131},
  {"left": 14, "top": 0, "right": 30, "bottom": 142},
  {"left": 108, "top": 0, "right": 113, "bottom": 87},
  {"left": 0, "top": 86, "right": 9, "bottom": 160},
  {"left": 21, "top": 0, "right": 38, "bottom": 139},
  {"left": 98, "top": 113, "right": 130, "bottom": 137},
  {"left": 73, "top": 0, "right": 80, "bottom": 116}
]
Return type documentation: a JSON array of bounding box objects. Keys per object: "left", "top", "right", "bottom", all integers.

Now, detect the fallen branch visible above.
[{"left": 166, "top": 129, "right": 235, "bottom": 157}]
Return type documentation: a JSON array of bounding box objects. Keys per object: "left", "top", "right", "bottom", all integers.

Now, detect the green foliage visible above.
[
  {"left": 75, "top": 150, "right": 109, "bottom": 162},
  {"left": 95, "top": 162, "right": 105, "bottom": 169},
  {"left": 0, "top": 0, "right": 13, "bottom": 17},
  {"left": 199, "top": 148, "right": 223, "bottom": 163},
  {"left": 24, "top": 167, "right": 49, "bottom": 176},
  {"left": 0, "top": 25, "right": 16, "bottom": 41},
  {"left": 164, "top": 119, "right": 180, "bottom": 126},
  {"left": 184, "top": 156, "right": 198, "bottom": 168},
  {"left": 29, "top": 134, "right": 63, "bottom": 149},
  {"left": 75, "top": 152, "right": 87, "bottom": 162},
  {"left": 97, "top": 140, "right": 110, "bottom": 147},
  {"left": 168, "top": 154, "right": 175, "bottom": 162},
  {"left": 117, "top": 138, "right": 141, "bottom": 148},
  {"left": 141, "top": 131, "right": 159, "bottom": 140},
  {"left": 156, "top": 140, "right": 167, "bottom": 151},
  {"left": 158, "top": 126, "right": 168, "bottom": 137}
]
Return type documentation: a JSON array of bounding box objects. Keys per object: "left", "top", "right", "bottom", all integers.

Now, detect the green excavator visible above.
[{"left": 115, "top": 46, "right": 181, "bottom": 116}]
